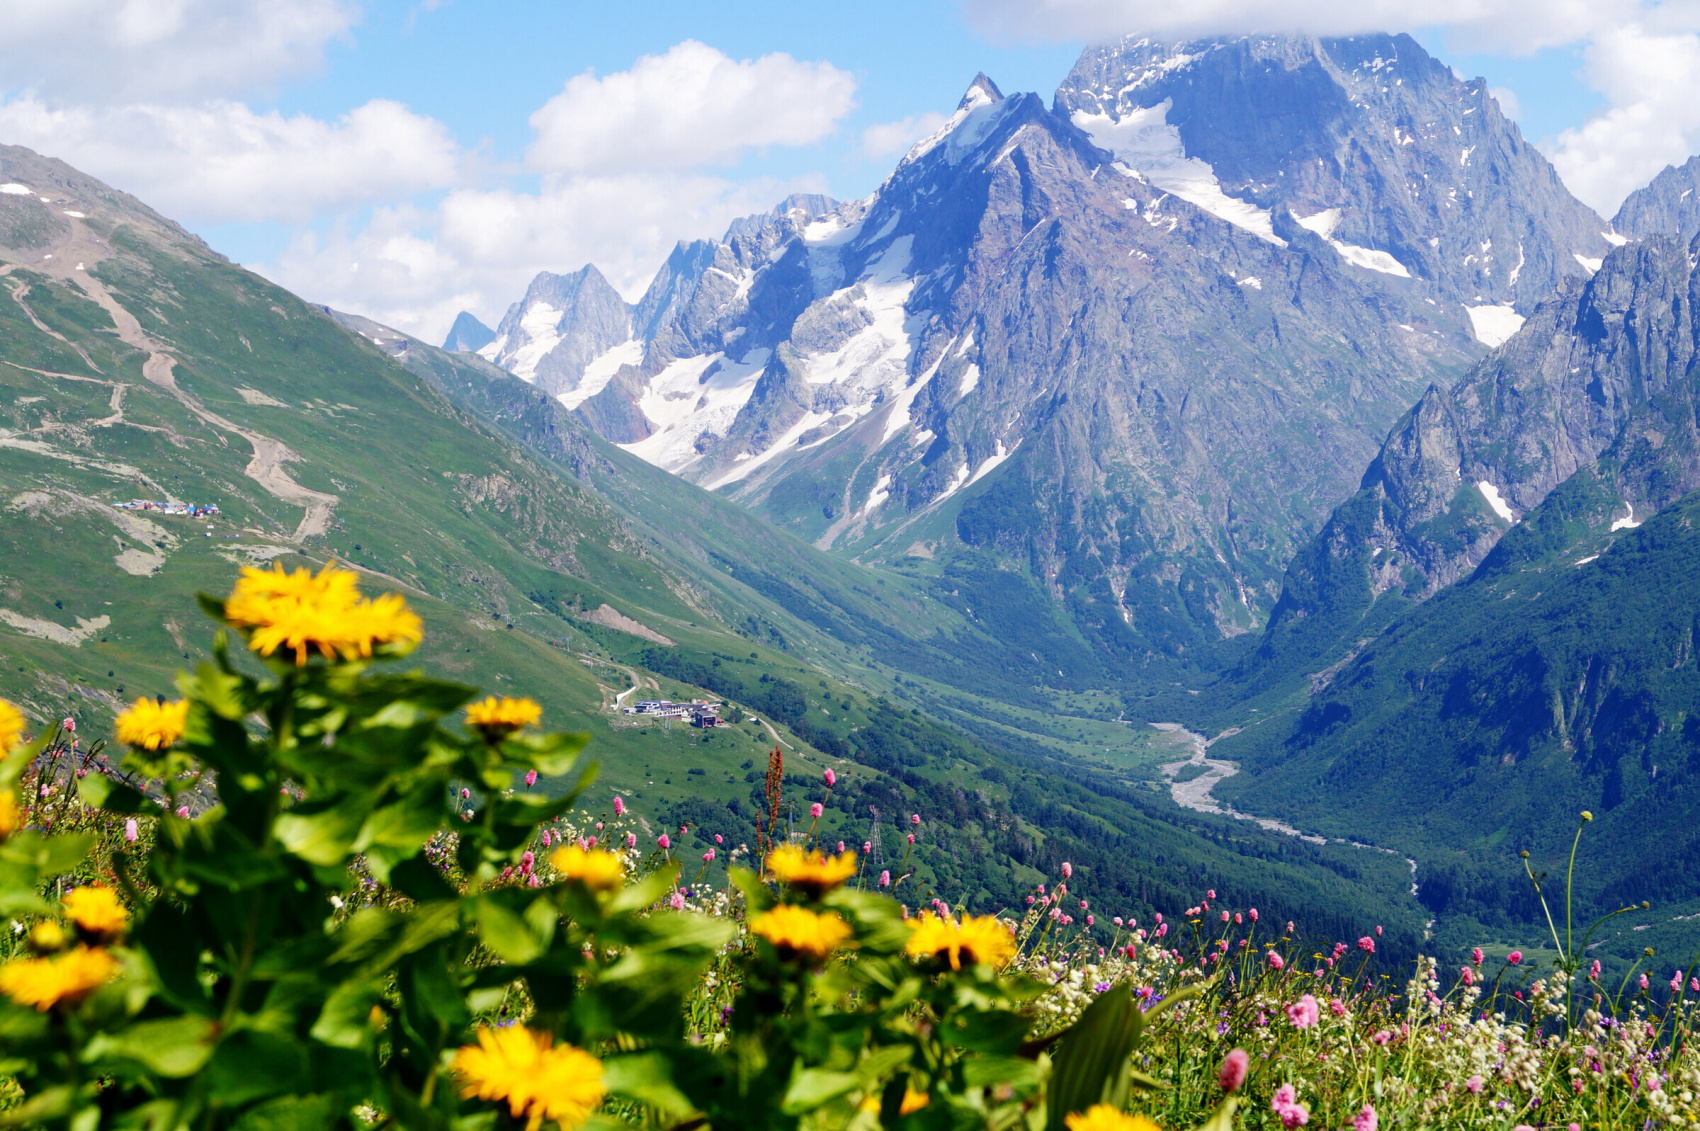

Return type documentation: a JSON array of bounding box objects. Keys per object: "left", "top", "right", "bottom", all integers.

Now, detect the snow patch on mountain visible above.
[
  {"left": 558, "top": 339, "right": 643, "bottom": 410},
  {"left": 1291, "top": 208, "right": 1410, "bottom": 277},
  {"left": 619, "top": 349, "right": 771, "bottom": 472},
  {"left": 1477, "top": 480, "right": 1516, "bottom": 523},
  {"left": 1464, "top": 304, "right": 1524, "bottom": 347},
  {"left": 1072, "top": 103, "right": 1286, "bottom": 247}
]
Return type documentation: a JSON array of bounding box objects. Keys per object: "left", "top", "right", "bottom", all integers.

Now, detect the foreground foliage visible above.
[{"left": 0, "top": 565, "right": 1689, "bottom": 1130}]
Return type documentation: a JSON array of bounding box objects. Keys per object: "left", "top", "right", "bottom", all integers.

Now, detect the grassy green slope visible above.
[{"left": 1210, "top": 482, "right": 1700, "bottom": 971}]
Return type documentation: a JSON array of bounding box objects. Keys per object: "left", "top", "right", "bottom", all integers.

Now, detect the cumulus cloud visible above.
[
  {"left": 1546, "top": 26, "right": 1700, "bottom": 216},
  {"left": 257, "top": 171, "right": 831, "bottom": 340},
  {"left": 527, "top": 40, "right": 857, "bottom": 174},
  {"left": 962, "top": 0, "right": 1642, "bottom": 53},
  {"left": 0, "top": 96, "right": 464, "bottom": 222},
  {"left": 1489, "top": 86, "right": 1522, "bottom": 120},
  {"left": 0, "top": 0, "right": 356, "bottom": 100},
  {"left": 861, "top": 112, "right": 951, "bottom": 160}
]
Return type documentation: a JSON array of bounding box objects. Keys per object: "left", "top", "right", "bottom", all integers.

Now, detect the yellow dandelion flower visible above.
[
  {"left": 465, "top": 695, "right": 543, "bottom": 741},
  {"left": 0, "top": 945, "right": 119, "bottom": 1011},
  {"left": 0, "top": 699, "right": 23, "bottom": 755},
  {"left": 765, "top": 844, "right": 857, "bottom": 896},
  {"left": 1065, "top": 1105, "right": 1163, "bottom": 1131},
  {"left": 550, "top": 845, "right": 624, "bottom": 892},
  {"left": 0, "top": 790, "right": 19, "bottom": 841},
  {"left": 452, "top": 1026, "right": 605, "bottom": 1131},
  {"left": 900, "top": 1089, "right": 931, "bottom": 1115},
  {"left": 63, "top": 884, "right": 129, "bottom": 941},
  {"left": 114, "top": 697, "right": 189, "bottom": 752},
  {"left": 751, "top": 905, "right": 853, "bottom": 961},
  {"left": 904, "top": 910, "right": 1017, "bottom": 971},
  {"left": 224, "top": 562, "right": 422, "bottom": 665}
]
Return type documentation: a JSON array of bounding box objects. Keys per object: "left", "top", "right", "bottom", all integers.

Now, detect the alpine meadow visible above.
[{"left": 0, "top": 7, "right": 1698, "bottom": 1130}]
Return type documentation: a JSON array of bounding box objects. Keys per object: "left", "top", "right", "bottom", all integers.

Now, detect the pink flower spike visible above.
[
  {"left": 1218, "top": 1048, "right": 1249, "bottom": 1092},
  {"left": 863, "top": 841, "right": 872, "bottom": 853},
  {"left": 1358, "top": 936, "right": 1375, "bottom": 954},
  {"left": 715, "top": 833, "right": 723, "bottom": 844},
  {"left": 460, "top": 788, "right": 470, "bottom": 799},
  {"left": 528, "top": 874, "right": 541, "bottom": 888},
  {"left": 911, "top": 813, "right": 920, "bottom": 826},
  {"left": 1249, "top": 908, "right": 1258, "bottom": 921},
  {"left": 175, "top": 806, "right": 190, "bottom": 819},
  {"left": 1221, "top": 910, "right": 1230, "bottom": 922},
  {"left": 1461, "top": 966, "right": 1475, "bottom": 987},
  {"left": 824, "top": 768, "right": 836, "bottom": 786},
  {"left": 524, "top": 769, "right": 537, "bottom": 787},
  {"left": 810, "top": 802, "right": 823, "bottom": 818},
  {"left": 627, "top": 833, "right": 637, "bottom": 848},
  {"left": 1027, "top": 895, "right": 1035, "bottom": 904},
  {"left": 658, "top": 834, "right": 671, "bottom": 850},
  {"left": 1507, "top": 950, "right": 1522, "bottom": 965},
  {"left": 1640, "top": 973, "right": 1650, "bottom": 990},
  {"left": 1473, "top": 947, "right": 1484, "bottom": 965},
  {"left": 595, "top": 822, "right": 603, "bottom": 831},
  {"left": 587, "top": 837, "right": 597, "bottom": 848},
  {"left": 62, "top": 717, "right": 75, "bottom": 732},
  {"left": 1285, "top": 994, "right": 1319, "bottom": 1029},
  {"left": 879, "top": 870, "right": 891, "bottom": 887},
  {"left": 1466, "top": 1075, "right": 1483, "bottom": 1095},
  {"left": 613, "top": 796, "right": 625, "bottom": 816},
  {"left": 1266, "top": 952, "right": 1284, "bottom": 970},
  {"left": 1234, "top": 912, "right": 1242, "bottom": 924},
  {"left": 123, "top": 818, "right": 138, "bottom": 843},
  {"left": 669, "top": 891, "right": 685, "bottom": 910},
  {"left": 1113, "top": 916, "right": 1124, "bottom": 927},
  {"left": 1590, "top": 959, "right": 1601, "bottom": 979},
  {"left": 1352, "top": 1103, "right": 1378, "bottom": 1131},
  {"left": 907, "top": 833, "right": 915, "bottom": 844},
  {"left": 703, "top": 852, "right": 713, "bottom": 863},
  {"left": 1375, "top": 925, "right": 1382, "bottom": 936}
]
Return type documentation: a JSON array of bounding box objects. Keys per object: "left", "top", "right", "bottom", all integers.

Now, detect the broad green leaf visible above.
[
  {"left": 274, "top": 802, "right": 365, "bottom": 867},
  {"left": 229, "top": 1094, "right": 341, "bottom": 1131},
  {"left": 1045, "top": 985, "right": 1143, "bottom": 1131},
  {"left": 475, "top": 895, "right": 545, "bottom": 964},
  {"left": 602, "top": 1050, "right": 697, "bottom": 1117},
  {"left": 782, "top": 1068, "right": 861, "bottom": 1114},
  {"left": 962, "top": 1054, "right": 1042, "bottom": 1090},
  {"left": 309, "top": 979, "right": 384, "bottom": 1049},
  {"left": 84, "top": 1015, "right": 215, "bottom": 1077},
  {"left": 1194, "top": 1096, "right": 1240, "bottom": 1131}
]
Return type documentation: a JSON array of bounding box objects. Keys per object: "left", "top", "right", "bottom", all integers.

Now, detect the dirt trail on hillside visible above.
[{"left": 27, "top": 217, "right": 338, "bottom": 542}]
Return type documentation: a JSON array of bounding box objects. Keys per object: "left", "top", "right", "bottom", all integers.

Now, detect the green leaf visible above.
[
  {"left": 1194, "top": 1096, "right": 1240, "bottom": 1131},
  {"left": 309, "top": 980, "right": 383, "bottom": 1050},
  {"left": 76, "top": 773, "right": 148, "bottom": 813},
  {"left": 229, "top": 1095, "right": 341, "bottom": 1131},
  {"left": 601, "top": 1050, "right": 697, "bottom": 1117},
  {"left": 782, "top": 1068, "right": 861, "bottom": 1114},
  {"left": 1045, "top": 985, "right": 1143, "bottom": 1131},
  {"left": 205, "top": 1029, "right": 309, "bottom": 1107},
  {"left": 962, "top": 1054, "right": 1042, "bottom": 1091},
  {"left": 274, "top": 802, "right": 365, "bottom": 867},
  {"left": 84, "top": 1015, "right": 216, "bottom": 1077},
  {"left": 475, "top": 894, "right": 545, "bottom": 964}
]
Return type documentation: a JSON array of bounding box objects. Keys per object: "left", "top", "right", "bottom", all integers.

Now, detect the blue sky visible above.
[{"left": 2, "top": 0, "right": 1690, "bottom": 341}]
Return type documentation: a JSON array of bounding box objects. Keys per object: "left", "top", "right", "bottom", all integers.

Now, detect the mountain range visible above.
[{"left": 6, "top": 27, "right": 1700, "bottom": 975}]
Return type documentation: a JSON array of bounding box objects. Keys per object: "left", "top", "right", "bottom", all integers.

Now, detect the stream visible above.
[{"left": 1154, "top": 723, "right": 1425, "bottom": 915}]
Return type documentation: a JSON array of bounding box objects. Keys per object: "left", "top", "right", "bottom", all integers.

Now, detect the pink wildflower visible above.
[
  {"left": 1473, "top": 947, "right": 1484, "bottom": 965},
  {"left": 62, "top": 717, "right": 75, "bottom": 732},
  {"left": 1358, "top": 936, "right": 1375, "bottom": 954},
  {"left": 613, "top": 796, "right": 625, "bottom": 816},
  {"left": 1352, "top": 1104, "right": 1378, "bottom": 1131},
  {"left": 837, "top": 840, "right": 844, "bottom": 853},
  {"left": 1376, "top": 925, "right": 1382, "bottom": 936},
  {"left": 1207, "top": 889, "right": 1216, "bottom": 899},
  {"left": 1271, "top": 1083, "right": 1309, "bottom": 1129},
  {"left": 1267, "top": 951, "right": 1285, "bottom": 971},
  {"left": 810, "top": 802, "right": 823, "bottom": 818},
  {"left": 879, "top": 870, "right": 890, "bottom": 888},
  {"left": 1330, "top": 998, "right": 1346, "bottom": 1016},
  {"left": 911, "top": 813, "right": 920, "bottom": 826},
  {"left": 715, "top": 833, "right": 723, "bottom": 844},
  {"left": 824, "top": 768, "right": 836, "bottom": 786},
  {"left": 1466, "top": 1076, "right": 1483, "bottom": 1094},
  {"left": 528, "top": 874, "right": 541, "bottom": 888},
  {"left": 175, "top": 806, "right": 190, "bottom": 819},
  {"left": 1221, "top": 910, "right": 1230, "bottom": 922},
  {"left": 658, "top": 834, "right": 670, "bottom": 850},
  {"left": 626, "top": 833, "right": 637, "bottom": 848},
  {"left": 1061, "top": 861, "right": 1073, "bottom": 879},
  {"left": 1027, "top": 896, "right": 1035, "bottom": 904},
  {"left": 1640, "top": 973, "right": 1650, "bottom": 990},
  {"left": 1156, "top": 923, "right": 1168, "bottom": 938},
  {"left": 1285, "top": 994, "right": 1319, "bottom": 1029},
  {"left": 1461, "top": 966, "right": 1475, "bottom": 986},
  {"left": 520, "top": 851, "right": 534, "bottom": 873},
  {"left": 124, "top": 819, "right": 138, "bottom": 843},
  {"left": 669, "top": 891, "right": 685, "bottom": 910},
  {"left": 1234, "top": 912, "right": 1243, "bottom": 924},
  {"left": 1249, "top": 908, "right": 1258, "bottom": 921},
  {"left": 1372, "top": 1030, "right": 1392, "bottom": 1046},
  {"left": 1114, "top": 916, "right": 1124, "bottom": 927},
  {"left": 907, "top": 833, "right": 915, "bottom": 844},
  {"left": 460, "top": 788, "right": 470, "bottom": 799},
  {"left": 524, "top": 769, "right": 537, "bottom": 787},
  {"left": 1507, "top": 951, "right": 1522, "bottom": 965},
  {"left": 703, "top": 851, "right": 714, "bottom": 863},
  {"left": 1286, "top": 921, "right": 1295, "bottom": 932},
  {"left": 1087, "top": 915, "right": 1094, "bottom": 926},
  {"left": 1672, "top": 972, "right": 1684, "bottom": 994},
  {"left": 1218, "top": 1048, "right": 1249, "bottom": 1092},
  {"left": 863, "top": 841, "right": 872, "bottom": 853}
]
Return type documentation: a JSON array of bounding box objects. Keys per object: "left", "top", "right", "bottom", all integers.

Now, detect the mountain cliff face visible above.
[
  {"left": 1054, "top": 33, "right": 1614, "bottom": 344},
  {"left": 442, "top": 310, "right": 495, "bottom": 352},
  {"left": 1614, "top": 155, "right": 1700, "bottom": 242},
  {"left": 1261, "top": 233, "right": 1700, "bottom": 668},
  {"left": 477, "top": 265, "right": 633, "bottom": 400},
  {"left": 470, "top": 36, "right": 1618, "bottom": 676}
]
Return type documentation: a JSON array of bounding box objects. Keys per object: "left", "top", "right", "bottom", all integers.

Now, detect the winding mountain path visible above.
[{"left": 33, "top": 216, "right": 338, "bottom": 542}]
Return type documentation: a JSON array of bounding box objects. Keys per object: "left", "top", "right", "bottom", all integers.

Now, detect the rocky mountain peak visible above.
[
  {"left": 477, "top": 263, "right": 633, "bottom": 400},
  {"left": 958, "top": 73, "right": 1004, "bottom": 111},
  {"left": 1613, "top": 155, "right": 1700, "bottom": 242},
  {"left": 1054, "top": 33, "right": 1612, "bottom": 341},
  {"left": 442, "top": 310, "right": 495, "bottom": 353}
]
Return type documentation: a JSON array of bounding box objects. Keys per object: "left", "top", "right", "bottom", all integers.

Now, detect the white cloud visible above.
[
  {"left": 1546, "top": 26, "right": 1700, "bottom": 216},
  {"left": 861, "top": 112, "right": 951, "bottom": 160},
  {"left": 257, "top": 171, "right": 830, "bottom": 341},
  {"left": 527, "top": 40, "right": 857, "bottom": 174},
  {"left": 0, "top": 96, "right": 464, "bottom": 222},
  {"left": 1489, "top": 86, "right": 1521, "bottom": 120},
  {"left": 962, "top": 0, "right": 1643, "bottom": 53},
  {"left": 0, "top": 0, "right": 356, "bottom": 100}
]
